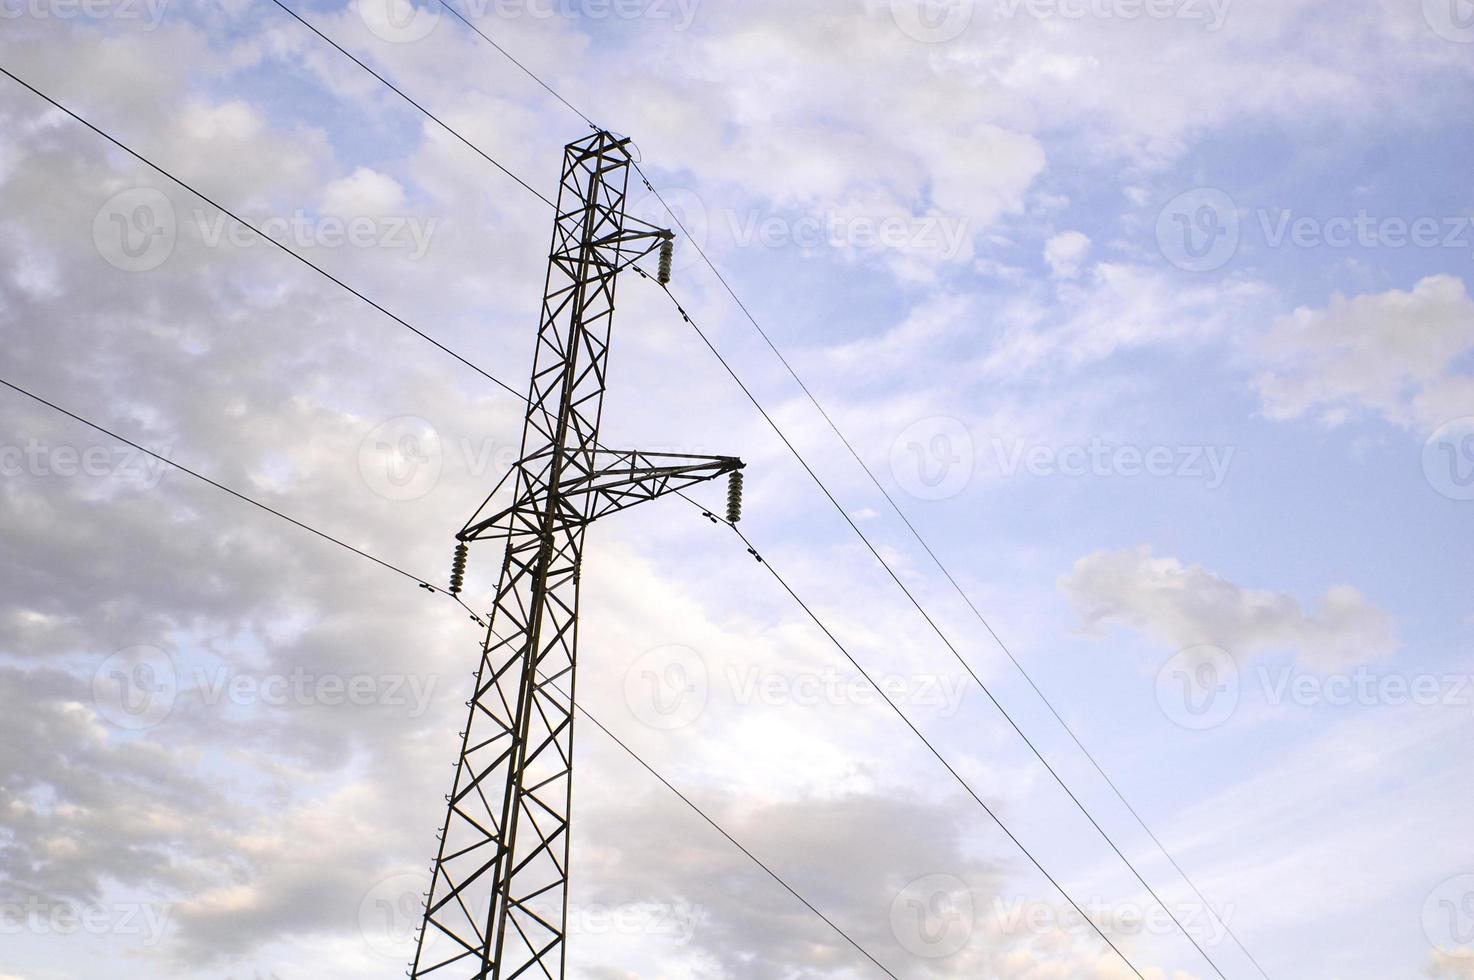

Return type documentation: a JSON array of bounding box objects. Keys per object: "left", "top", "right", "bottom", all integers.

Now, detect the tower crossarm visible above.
[{"left": 458, "top": 451, "right": 742, "bottom": 541}]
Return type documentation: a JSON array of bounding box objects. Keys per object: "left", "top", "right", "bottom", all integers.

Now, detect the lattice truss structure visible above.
[{"left": 412, "top": 131, "right": 743, "bottom": 980}]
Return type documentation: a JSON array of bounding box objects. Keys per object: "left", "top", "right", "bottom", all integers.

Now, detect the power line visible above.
[
  {"left": 424, "top": 7, "right": 1255, "bottom": 966},
  {"left": 317, "top": 14, "right": 1263, "bottom": 975},
  {"left": 5, "top": 48, "right": 1232, "bottom": 976},
  {"left": 0, "top": 372, "right": 899, "bottom": 980},
  {"left": 419, "top": 12, "right": 1263, "bottom": 971}
]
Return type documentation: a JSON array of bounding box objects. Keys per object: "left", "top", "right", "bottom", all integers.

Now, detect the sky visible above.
[{"left": 0, "top": 0, "right": 1471, "bottom": 977}]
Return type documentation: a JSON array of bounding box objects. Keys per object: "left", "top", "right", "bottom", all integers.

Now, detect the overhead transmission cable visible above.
[{"left": 0, "top": 373, "right": 899, "bottom": 980}]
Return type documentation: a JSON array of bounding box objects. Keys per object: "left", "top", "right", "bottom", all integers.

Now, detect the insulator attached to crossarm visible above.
[
  {"left": 449, "top": 542, "right": 469, "bottom": 596},
  {"left": 725, "top": 470, "right": 744, "bottom": 524},
  {"left": 657, "top": 235, "right": 674, "bottom": 284}
]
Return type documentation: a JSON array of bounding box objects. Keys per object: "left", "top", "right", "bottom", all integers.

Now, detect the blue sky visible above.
[{"left": 0, "top": 1, "right": 1471, "bottom": 978}]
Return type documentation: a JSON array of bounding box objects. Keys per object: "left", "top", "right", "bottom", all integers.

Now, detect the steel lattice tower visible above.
[{"left": 411, "top": 130, "right": 742, "bottom": 979}]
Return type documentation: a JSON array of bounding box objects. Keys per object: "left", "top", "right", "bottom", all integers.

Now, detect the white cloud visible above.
[
  {"left": 980, "top": 262, "right": 1269, "bottom": 378},
  {"left": 1256, "top": 274, "right": 1474, "bottom": 434},
  {"left": 1060, "top": 545, "right": 1397, "bottom": 670},
  {"left": 1044, "top": 230, "right": 1091, "bottom": 279},
  {"left": 320, "top": 166, "right": 406, "bottom": 216}
]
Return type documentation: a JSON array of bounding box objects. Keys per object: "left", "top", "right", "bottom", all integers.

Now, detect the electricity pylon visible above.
[{"left": 411, "top": 130, "right": 743, "bottom": 979}]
